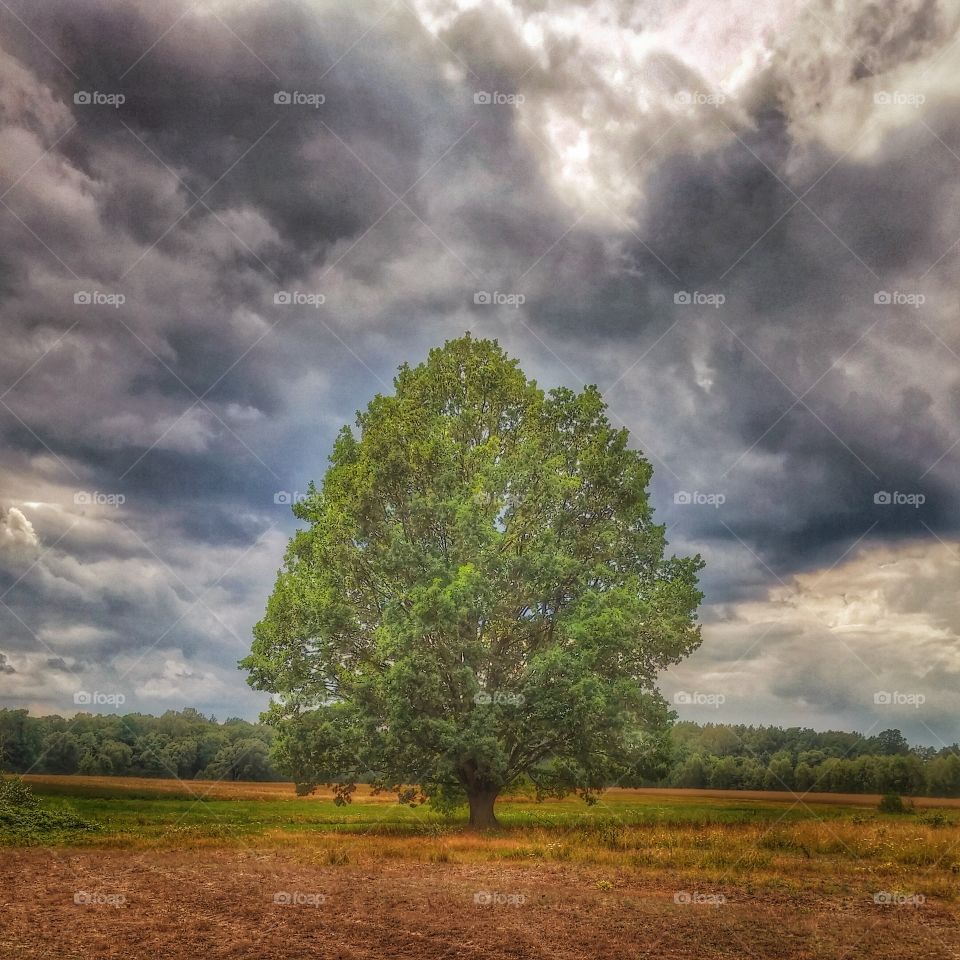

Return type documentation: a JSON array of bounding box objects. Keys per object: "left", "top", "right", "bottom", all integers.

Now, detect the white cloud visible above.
[
  {"left": 0, "top": 506, "right": 38, "bottom": 550},
  {"left": 666, "top": 538, "right": 960, "bottom": 744}
]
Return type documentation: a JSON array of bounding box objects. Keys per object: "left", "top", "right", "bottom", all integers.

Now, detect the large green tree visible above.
[{"left": 243, "top": 336, "right": 703, "bottom": 827}]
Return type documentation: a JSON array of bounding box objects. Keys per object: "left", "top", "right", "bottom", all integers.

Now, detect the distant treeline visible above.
[
  {"left": 3, "top": 709, "right": 960, "bottom": 797},
  {"left": 660, "top": 722, "right": 960, "bottom": 797},
  {"left": 0, "top": 708, "right": 278, "bottom": 781}
]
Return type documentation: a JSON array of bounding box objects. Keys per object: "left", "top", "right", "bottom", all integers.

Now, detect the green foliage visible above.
[
  {"left": 244, "top": 335, "right": 704, "bottom": 814},
  {"left": 671, "top": 753, "right": 709, "bottom": 788},
  {"left": 0, "top": 775, "right": 39, "bottom": 808},
  {"left": 665, "top": 722, "right": 953, "bottom": 798},
  {"left": 0, "top": 709, "right": 43, "bottom": 770},
  {"left": 925, "top": 753, "right": 960, "bottom": 796},
  {"left": 763, "top": 752, "right": 795, "bottom": 791},
  {"left": 0, "top": 775, "right": 99, "bottom": 843},
  {"left": 0, "top": 803, "right": 100, "bottom": 839},
  {"left": 198, "top": 738, "right": 276, "bottom": 781},
  {"left": 0, "top": 708, "right": 277, "bottom": 781},
  {"left": 878, "top": 793, "right": 909, "bottom": 814}
]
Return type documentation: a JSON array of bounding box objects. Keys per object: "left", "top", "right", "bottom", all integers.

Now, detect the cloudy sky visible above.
[{"left": 0, "top": 0, "right": 958, "bottom": 746}]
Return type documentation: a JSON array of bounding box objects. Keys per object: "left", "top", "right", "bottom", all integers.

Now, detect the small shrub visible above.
[
  {"left": 918, "top": 812, "right": 951, "bottom": 828},
  {"left": 0, "top": 776, "right": 40, "bottom": 808},
  {"left": 878, "top": 794, "right": 909, "bottom": 814}
]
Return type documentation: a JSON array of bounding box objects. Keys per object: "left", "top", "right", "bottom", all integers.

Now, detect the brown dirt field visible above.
[{"left": 2, "top": 847, "right": 958, "bottom": 960}]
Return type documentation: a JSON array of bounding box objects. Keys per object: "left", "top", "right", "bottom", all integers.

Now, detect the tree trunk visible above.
[{"left": 467, "top": 789, "right": 499, "bottom": 829}]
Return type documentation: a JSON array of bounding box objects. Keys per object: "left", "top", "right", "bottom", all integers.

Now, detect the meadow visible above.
[{"left": 3, "top": 776, "right": 959, "bottom": 958}]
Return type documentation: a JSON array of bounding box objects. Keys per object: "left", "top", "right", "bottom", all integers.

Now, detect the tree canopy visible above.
[{"left": 242, "top": 335, "right": 704, "bottom": 826}]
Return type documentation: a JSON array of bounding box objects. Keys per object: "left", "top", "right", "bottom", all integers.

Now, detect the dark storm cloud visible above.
[
  {"left": 0, "top": 4, "right": 416, "bottom": 455},
  {"left": 481, "top": 23, "right": 960, "bottom": 587},
  {"left": 0, "top": 0, "right": 513, "bottom": 716},
  {"left": 8, "top": 1, "right": 437, "bottom": 250},
  {"left": 0, "top": 0, "right": 958, "bottom": 734}
]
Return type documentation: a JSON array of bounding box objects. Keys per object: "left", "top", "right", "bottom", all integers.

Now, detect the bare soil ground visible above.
[{"left": 2, "top": 846, "right": 958, "bottom": 960}]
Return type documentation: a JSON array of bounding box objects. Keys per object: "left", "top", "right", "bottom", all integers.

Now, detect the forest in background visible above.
[
  {"left": 0, "top": 708, "right": 276, "bottom": 782},
  {"left": 2, "top": 709, "right": 958, "bottom": 796}
]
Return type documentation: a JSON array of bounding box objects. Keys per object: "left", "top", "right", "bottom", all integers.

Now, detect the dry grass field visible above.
[{"left": 22, "top": 775, "right": 960, "bottom": 807}]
